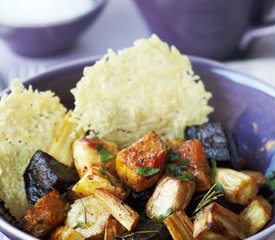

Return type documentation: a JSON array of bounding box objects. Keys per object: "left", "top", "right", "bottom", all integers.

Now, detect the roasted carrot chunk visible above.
[{"left": 116, "top": 131, "right": 167, "bottom": 192}]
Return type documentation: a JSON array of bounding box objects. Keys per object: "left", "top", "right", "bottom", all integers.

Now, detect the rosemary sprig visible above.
[
  {"left": 80, "top": 199, "right": 87, "bottom": 225},
  {"left": 118, "top": 230, "right": 159, "bottom": 238},
  {"left": 191, "top": 182, "right": 224, "bottom": 217}
]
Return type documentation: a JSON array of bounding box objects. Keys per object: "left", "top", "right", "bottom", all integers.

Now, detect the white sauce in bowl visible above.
[{"left": 0, "top": 0, "right": 96, "bottom": 27}]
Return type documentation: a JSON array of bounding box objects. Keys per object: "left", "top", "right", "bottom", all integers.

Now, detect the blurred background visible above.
[{"left": 0, "top": 0, "right": 274, "bottom": 90}]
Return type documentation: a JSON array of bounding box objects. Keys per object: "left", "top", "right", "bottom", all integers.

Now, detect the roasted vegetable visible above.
[
  {"left": 73, "top": 137, "right": 119, "bottom": 177},
  {"left": 104, "top": 217, "right": 119, "bottom": 240},
  {"left": 24, "top": 150, "right": 79, "bottom": 204},
  {"left": 49, "top": 110, "right": 85, "bottom": 167},
  {"left": 0, "top": 199, "right": 19, "bottom": 228},
  {"left": 164, "top": 211, "right": 195, "bottom": 240},
  {"left": 214, "top": 168, "right": 258, "bottom": 205},
  {"left": 65, "top": 195, "right": 111, "bottom": 239},
  {"left": 146, "top": 175, "right": 195, "bottom": 220},
  {"left": 48, "top": 226, "right": 84, "bottom": 240},
  {"left": 185, "top": 122, "right": 240, "bottom": 169},
  {"left": 21, "top": 190, "right": 66, "bottom": 238},
  {"left": 193, "top": 202, "right": 248, "bottom": 240},
  {"left": 242, "top": 170, "right": 267, "bottom": 188},
  {"left": 114, "top": 222, "right": 170, "bottom": 240},
  {"left": 116, "top": 131, "right": 167, "bottom": 192},
  {"left": 240, "top": 195, "right": 272, "bottom": 236},
  {"left": 94, "top": 189, "right": 140, "bottom": 231},
  {"left": 169, "top": 139, "right": 211, "bottom": 191},
  {"left": 72, "top": 165, "right": 128, "bottom": 200}
]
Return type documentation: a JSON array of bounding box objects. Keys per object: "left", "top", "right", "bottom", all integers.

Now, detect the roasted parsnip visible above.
[
  {"left": 146, "top": 175, "right": 195, "bottom": 220},
  {"left": 193, "top": 202, "right": 248, "bottom": 240},
  {"left": 72, "top": 165, "right": 128, "bottom": 200},
  {"left": 241, "top": 170, "right": 267, "bottom": 188},
  {"left": 94, "top": 189, "right": 139, "bottom": 231},
  {"left": 240, "top": 195, "right": 272, "bottom": 236},
  {"left": 214, "top": 168, "right": 258, "bottom": 205},
  {"left": 48, "top": 226, "right": 84, "bottom": 240},
  {"left": 169, "top": 139, "right": 212, "bottom": 191},
  {"left": 73, "top": 137, "right": 119, "bottom": 177},
  {"left": 116, "top": 131, "right": 167, "bottom": 192},
  {"left": 21, "top": 190, "right": 66, "bottom": 238},
  {"left": 164, "top": 211, "right": 195, "bottom": 240},
  {"left": 104, "top": 217, "right": 119, "bottom": 240},
  {"left": 65, "top": 195, "right": 111, "bottom": 240},
  {"left": 49, "top": 110, "right": 84, "bottom": 167}
]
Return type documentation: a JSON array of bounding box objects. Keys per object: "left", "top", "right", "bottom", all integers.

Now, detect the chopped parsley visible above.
[
  {"left": 166, "top": 149, "right": 180, "bottom": 162},
  {"left": 73, "top": 222, "right": 84, "bottom": 230},
  {"left": 181, "top": 159, "right": 189, "bottom": 170},
  {"left": 136, "top": 167, "right": 160, "bottom": 177},
  {"left": 165, "top": 163, "right": 182, "bottom": 176},
  {"left": 96, "top": 145, "right": 113, "bottom": 162}
]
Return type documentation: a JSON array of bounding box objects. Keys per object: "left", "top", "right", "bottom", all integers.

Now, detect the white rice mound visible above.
[
  {"left": 0, "top": 81, "right": 66, "bottom": 218},
  {"left": 71, "top": 35, "right": 213, "bottom": 147}
]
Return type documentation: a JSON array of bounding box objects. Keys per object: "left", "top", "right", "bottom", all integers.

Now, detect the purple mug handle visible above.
[{"left": 240, "top": 0, "right": 275, "bottom": 50}]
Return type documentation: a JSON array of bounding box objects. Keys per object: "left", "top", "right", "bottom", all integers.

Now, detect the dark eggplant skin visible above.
[
  {"left": 185, "top": 122, "right": 240, "bottom": 170},
  {"left": 114, "top": 222, "right": 171, "bottom": 240},
  {"left": 126, "top": 187, "right": 155, "bottom": 214},
  {"left": 24, "top": 150, "right": 79, "bottom": 204}
]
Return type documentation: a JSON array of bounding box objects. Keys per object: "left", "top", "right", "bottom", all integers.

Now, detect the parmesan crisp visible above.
[
  {"left": 71, "top": 35, "right": 213, "bottom": 147},
  {"left": 0, "top": 81, "right": 66, "bottom": 218}
]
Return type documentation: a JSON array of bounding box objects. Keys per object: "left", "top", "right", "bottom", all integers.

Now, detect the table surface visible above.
[{"left": 0, "top": 0, "right": 275, "bottom": 239}]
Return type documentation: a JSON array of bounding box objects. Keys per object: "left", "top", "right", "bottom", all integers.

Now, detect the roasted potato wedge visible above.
[
  {"left": 21, "top": 190, "right": 66, "bottom": 238},
  {"left": 65, "top": 195, "right": 111, "bottom": 240},
  {"left": 104, "top": 217, "right": 119, "bottom": 240},
  {"left": 164, "top": 211, "right": 195, "bottom": 240},
  {"left": 240, "top": 195, "right": 272, "bottom": 236},
  {"left": 48, "top": 226, "right": 84, "bottom": 240},
  {"left": 214, "top": 168, "right": 258, "bottom": 205},
  {"left": 72, "top": 165, "right": 128, "bottom": 200},
  {"left": 94, "top": 189, "right": 139, "bottom": 231},
  {"left": 73, "top": 138, "right": 119, "bottom": 177},
  {"left": 169, "top": 139, "right": 211, "bottom": 191},
  {"left": 146, "top": 175, "right": 195, "bottom": 220},
  {"left": 193, "top": 202, "right": 248, "bottom": 240},
  {"left": 116, "top": 131, "right": 167, "bottom": 192},
  {"left": 241, "top": 170, "right": 267, "bottom": 188}
]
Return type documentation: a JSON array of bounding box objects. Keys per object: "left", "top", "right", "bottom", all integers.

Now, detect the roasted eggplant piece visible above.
[
  {"left": 185, "top": 122, "right": 240, "bottom": 170},
  {"left": 24, "top": 150, "right": 79, "bottom": 204},
  {"left": 240, "top": 196, "right": 272, "bottom": 236},
  {"left": 0, "top": 199, "right": 19, "bottom": 228},
  {"left": 193, "top": 202, "right": 249, "bottom": 240},
  {"left": 21, "top": 190, "right": 66, "bottom": 238},
  {"left": 116, "top": 131, "right": 167, "bottom": 192},
  {"left": 146, "top": 176, "right": 195, "bottom": 220}
]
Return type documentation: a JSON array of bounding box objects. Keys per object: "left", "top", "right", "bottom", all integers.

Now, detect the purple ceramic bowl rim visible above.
[
  {"left": 0, "top": 0, "right": 107, "bottom": 28},
  {"left": 0, "top": 55, "right": 274, "bottom": 240}
]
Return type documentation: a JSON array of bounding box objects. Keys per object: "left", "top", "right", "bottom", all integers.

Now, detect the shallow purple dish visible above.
[
  {"left": 0, "top": 0, "right": 107, "bottom": 57},
  {"left": 0, "top": 56, "right": 274, "bottom": 239}
]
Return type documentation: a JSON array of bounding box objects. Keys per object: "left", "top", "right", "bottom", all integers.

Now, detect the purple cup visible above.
[
  {"left": 0, "top": 0, "right": 107, "bottom": 57},
  {"left": 134, "top": 0, "right": 275, "bottom": 60},
  {"left": 0, "top": 56, "right": 274, "bottom": 239}
]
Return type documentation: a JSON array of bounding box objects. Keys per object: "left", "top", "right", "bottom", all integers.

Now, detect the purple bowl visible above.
[
  {"left": 0, "top": 56, "right": 274, "bottom": 239},
  {"left": 0, "top": 0, "right": 107, "bottom": 57}
]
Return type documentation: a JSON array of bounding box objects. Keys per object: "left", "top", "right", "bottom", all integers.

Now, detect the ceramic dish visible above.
[{"left": 0, "top": 56, "right": 274, "bottom": 239}]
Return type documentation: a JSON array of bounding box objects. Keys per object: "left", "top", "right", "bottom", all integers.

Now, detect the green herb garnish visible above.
[
  {"left": 267, "top": 171, "right": 275, "bottom": 191},
  {"left": 73, "top": 222, "right": 84, "bottom": 230},
  {"left": 179, "top": 171, "right": 200, "bottom": 183},
  {"left": 64, "top": 202, "right": 71, "bottom": 211},
  {"left": 120, "top": 230, "right": 159, "bottom": 238},
  {"left": 136, "top": 167, "right": 160, "bottom": 177},
  {"left": 181, "top": 159, "right": 189, "bottom": 170},
  {"left": 166, "top": 149, "right": 180, "bottom": 162},
  {"left": 192, "top": 182, "right": 224, "bottom": 217},
  {"left": 96, "top": 145, "right": 113, "bottom": 162},
  {"left": 210, "top": 159, "right": 217, "bottom": 177},
  {"left": 165, "top": 163, "right": 182, "bottom": 176},
  {"left": 99, "top": 166, "right": 120, "bottom": 185}
]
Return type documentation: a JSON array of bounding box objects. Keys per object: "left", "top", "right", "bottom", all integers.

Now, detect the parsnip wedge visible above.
[
  {"left": 164, "top": 211, "right": 195, "bottom": 240},
  {"left": 94, "top": 189, "right": 139, "bottom": 231}
]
